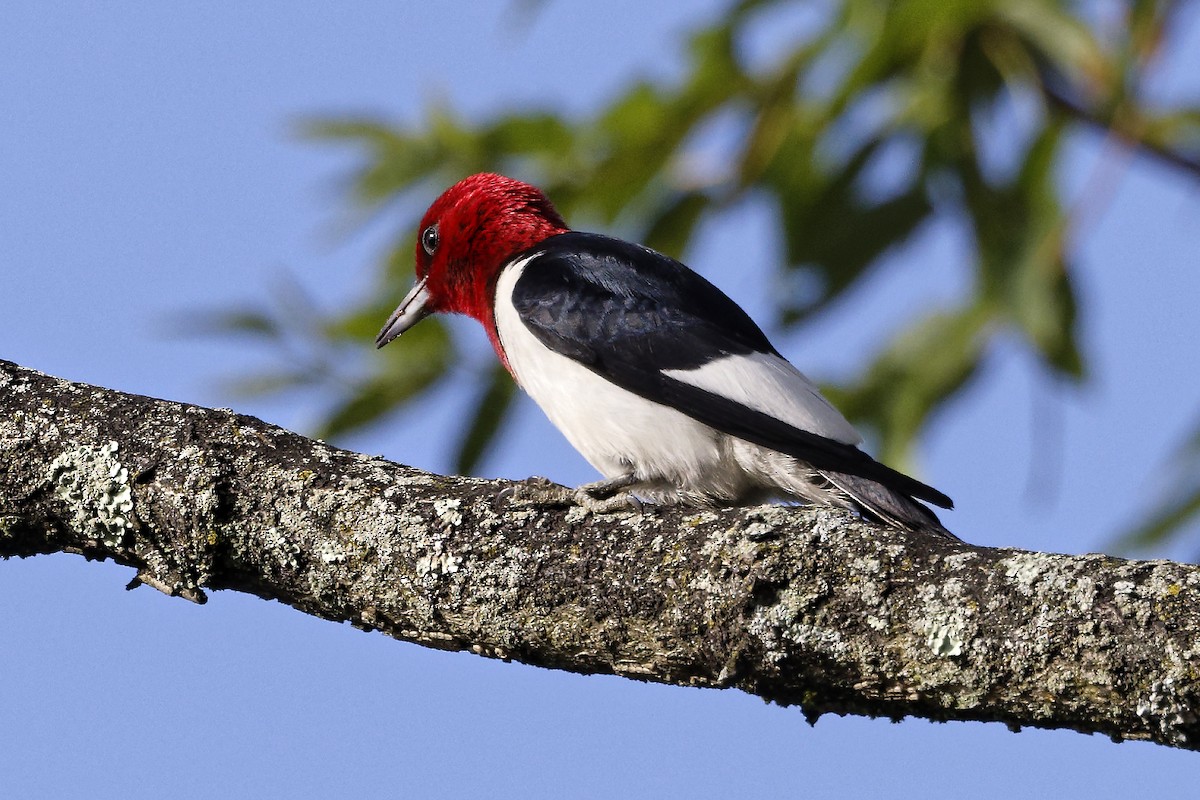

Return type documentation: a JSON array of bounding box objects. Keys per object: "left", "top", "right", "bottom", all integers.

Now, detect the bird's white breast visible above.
[{"left": 494, "top": 256, "right": 744, "bottom": 497}]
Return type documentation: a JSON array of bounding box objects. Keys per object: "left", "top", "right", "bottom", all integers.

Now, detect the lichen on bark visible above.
[{"left": 1, "top": 358, "right": 1198, "bottom": 750}]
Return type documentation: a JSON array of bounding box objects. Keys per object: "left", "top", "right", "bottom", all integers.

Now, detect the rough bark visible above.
[{"left": 1, "top": 358, "right": 1197, "bottom": 749}]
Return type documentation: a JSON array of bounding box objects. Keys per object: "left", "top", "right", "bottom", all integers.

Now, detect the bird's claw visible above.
[
  {"left": 500, "top": 476, "right": 644, "bottom": 515},
  {"left": 570, "top": 489, "right": 644, "bottom": 514},
  {"left": 502, "top": 476, "right": 576, "bottom": 508}
]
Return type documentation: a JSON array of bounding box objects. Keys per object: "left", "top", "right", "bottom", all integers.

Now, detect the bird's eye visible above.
[{"left": 421, "top": 224, "right": 440, "bottom": 256}]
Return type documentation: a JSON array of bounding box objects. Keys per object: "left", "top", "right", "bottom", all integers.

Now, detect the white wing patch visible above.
[{"left": 662, "top": 351, "right": 862, "bottom": 445}]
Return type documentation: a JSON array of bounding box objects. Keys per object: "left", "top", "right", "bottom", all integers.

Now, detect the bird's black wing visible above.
[{"left": 509, "top": 231, "right": 952, "bottom": 510}]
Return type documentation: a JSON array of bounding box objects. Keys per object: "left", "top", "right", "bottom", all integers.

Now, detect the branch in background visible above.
[
  {"left": 1042, "top": 80, "right": 1200, "bottom": 180},
  {"left": 1, "top": 359, "right": 1199, "bottom": 750}
]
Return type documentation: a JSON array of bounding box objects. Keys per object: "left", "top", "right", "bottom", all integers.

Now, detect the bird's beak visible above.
[{"left": 375, "top": 278, "right": 431, "bottom": 348}]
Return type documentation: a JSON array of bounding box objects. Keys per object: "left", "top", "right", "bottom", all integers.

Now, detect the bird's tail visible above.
[{"left": 820, "top": 470, "right": 959, "bottom": 540}]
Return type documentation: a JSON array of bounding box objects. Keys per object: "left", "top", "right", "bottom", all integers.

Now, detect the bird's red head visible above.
[{"left": 376, "top": 173, "right": 568, "bottom": 351}]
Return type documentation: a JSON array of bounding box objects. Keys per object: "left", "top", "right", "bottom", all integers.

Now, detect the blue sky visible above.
[{"left": 3, "top": 2, "right": 1200, "bottom": 797}]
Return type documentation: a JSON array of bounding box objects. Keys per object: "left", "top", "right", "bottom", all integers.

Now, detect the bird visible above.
[{"left": 376, "top": 172, "right": 955, "bottom": 537}]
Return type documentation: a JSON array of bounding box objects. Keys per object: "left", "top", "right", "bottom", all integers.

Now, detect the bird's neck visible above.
[
  {"left": 458, "top": 221, "right": 568, "bottom": 375},
  {"left": 448, "top": 268, "right": 512, "bottom": 374},
  {"left": 478, "top": 283, "right": 512, "bottom": 375}
]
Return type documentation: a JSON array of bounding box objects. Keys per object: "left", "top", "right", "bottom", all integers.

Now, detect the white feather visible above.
[
  {"left": 494, "top": 255, "right": 861, "bottom": 507},
  {"left": 662, "top": 351, "right": 861, "bottom": 445}
]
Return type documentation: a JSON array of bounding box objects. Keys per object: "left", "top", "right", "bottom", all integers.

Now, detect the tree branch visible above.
[
  {"left": 1042, "top": 79, "right": 1200, "bottom": 181},
  {"left": 2, "top": 358, "right": 1198, "bottom": 749}
]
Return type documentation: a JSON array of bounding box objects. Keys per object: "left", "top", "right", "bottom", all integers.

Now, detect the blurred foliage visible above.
[
  {"left": 205, "top": 0, "right": 1200, "bottom": 548},
  {"left": 1113, "top": 413, "right": 1200, "bottom": 554}
]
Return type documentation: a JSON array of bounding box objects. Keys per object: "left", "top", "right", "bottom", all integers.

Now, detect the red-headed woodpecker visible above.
[{"left": 377, "top": 173, "right": 955, "bottom": 536}]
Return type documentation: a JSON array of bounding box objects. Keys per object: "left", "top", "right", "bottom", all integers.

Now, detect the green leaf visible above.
[
  {"left": 482, "top": 114, "right": 577, "bottom": 159},
  {"left": 966, "top": 122, "right": 1084, "bottom": 379},
  {"left": 222, "top": 371, "right": 317, "bottom": 399},
  {"left": 301, "top": 116, "right": 445, "bottom": 207},
  {"left": 1141, "top": 108, "right": 1200, "bottom": 161},
  {"left": 315, "top": 319, "right": 452, "bottom": 439},
  {"left": 1114, "top": 488, "right": 1200, "bottom": 555},
  {"left": 172, "top": 308, "right": 283, "bottom": 340},
  {"left": 824, "top": 303, "right": 990, "bottom": 465},
  {"left": 769, "top": 135, "right": 933, "bottom": 322},
  {"left": 998, "top": 0, "right": 1110, "bottom": 86},
  {"left": 640, "top": 191, "right": 709, "bottom": 259},
  {"left": 453, "top": 363, "right": 518, "bottom": 476},
  {"left": 1111, "top": 412, "right": 1200, "bottom": 553}
]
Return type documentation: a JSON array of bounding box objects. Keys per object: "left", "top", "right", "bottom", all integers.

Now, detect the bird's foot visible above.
[
  {"left": 570, "top": 473, "right": 645, "bottom": 513},
  {"left": 501, "top": 475, "right": 645, "bottom": 514},
  {"left": 501, "top": 476, "right": 574, "bottom": 507},
  {"left": 572, "top": 490, "right": 644, "bottom": 514}
]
